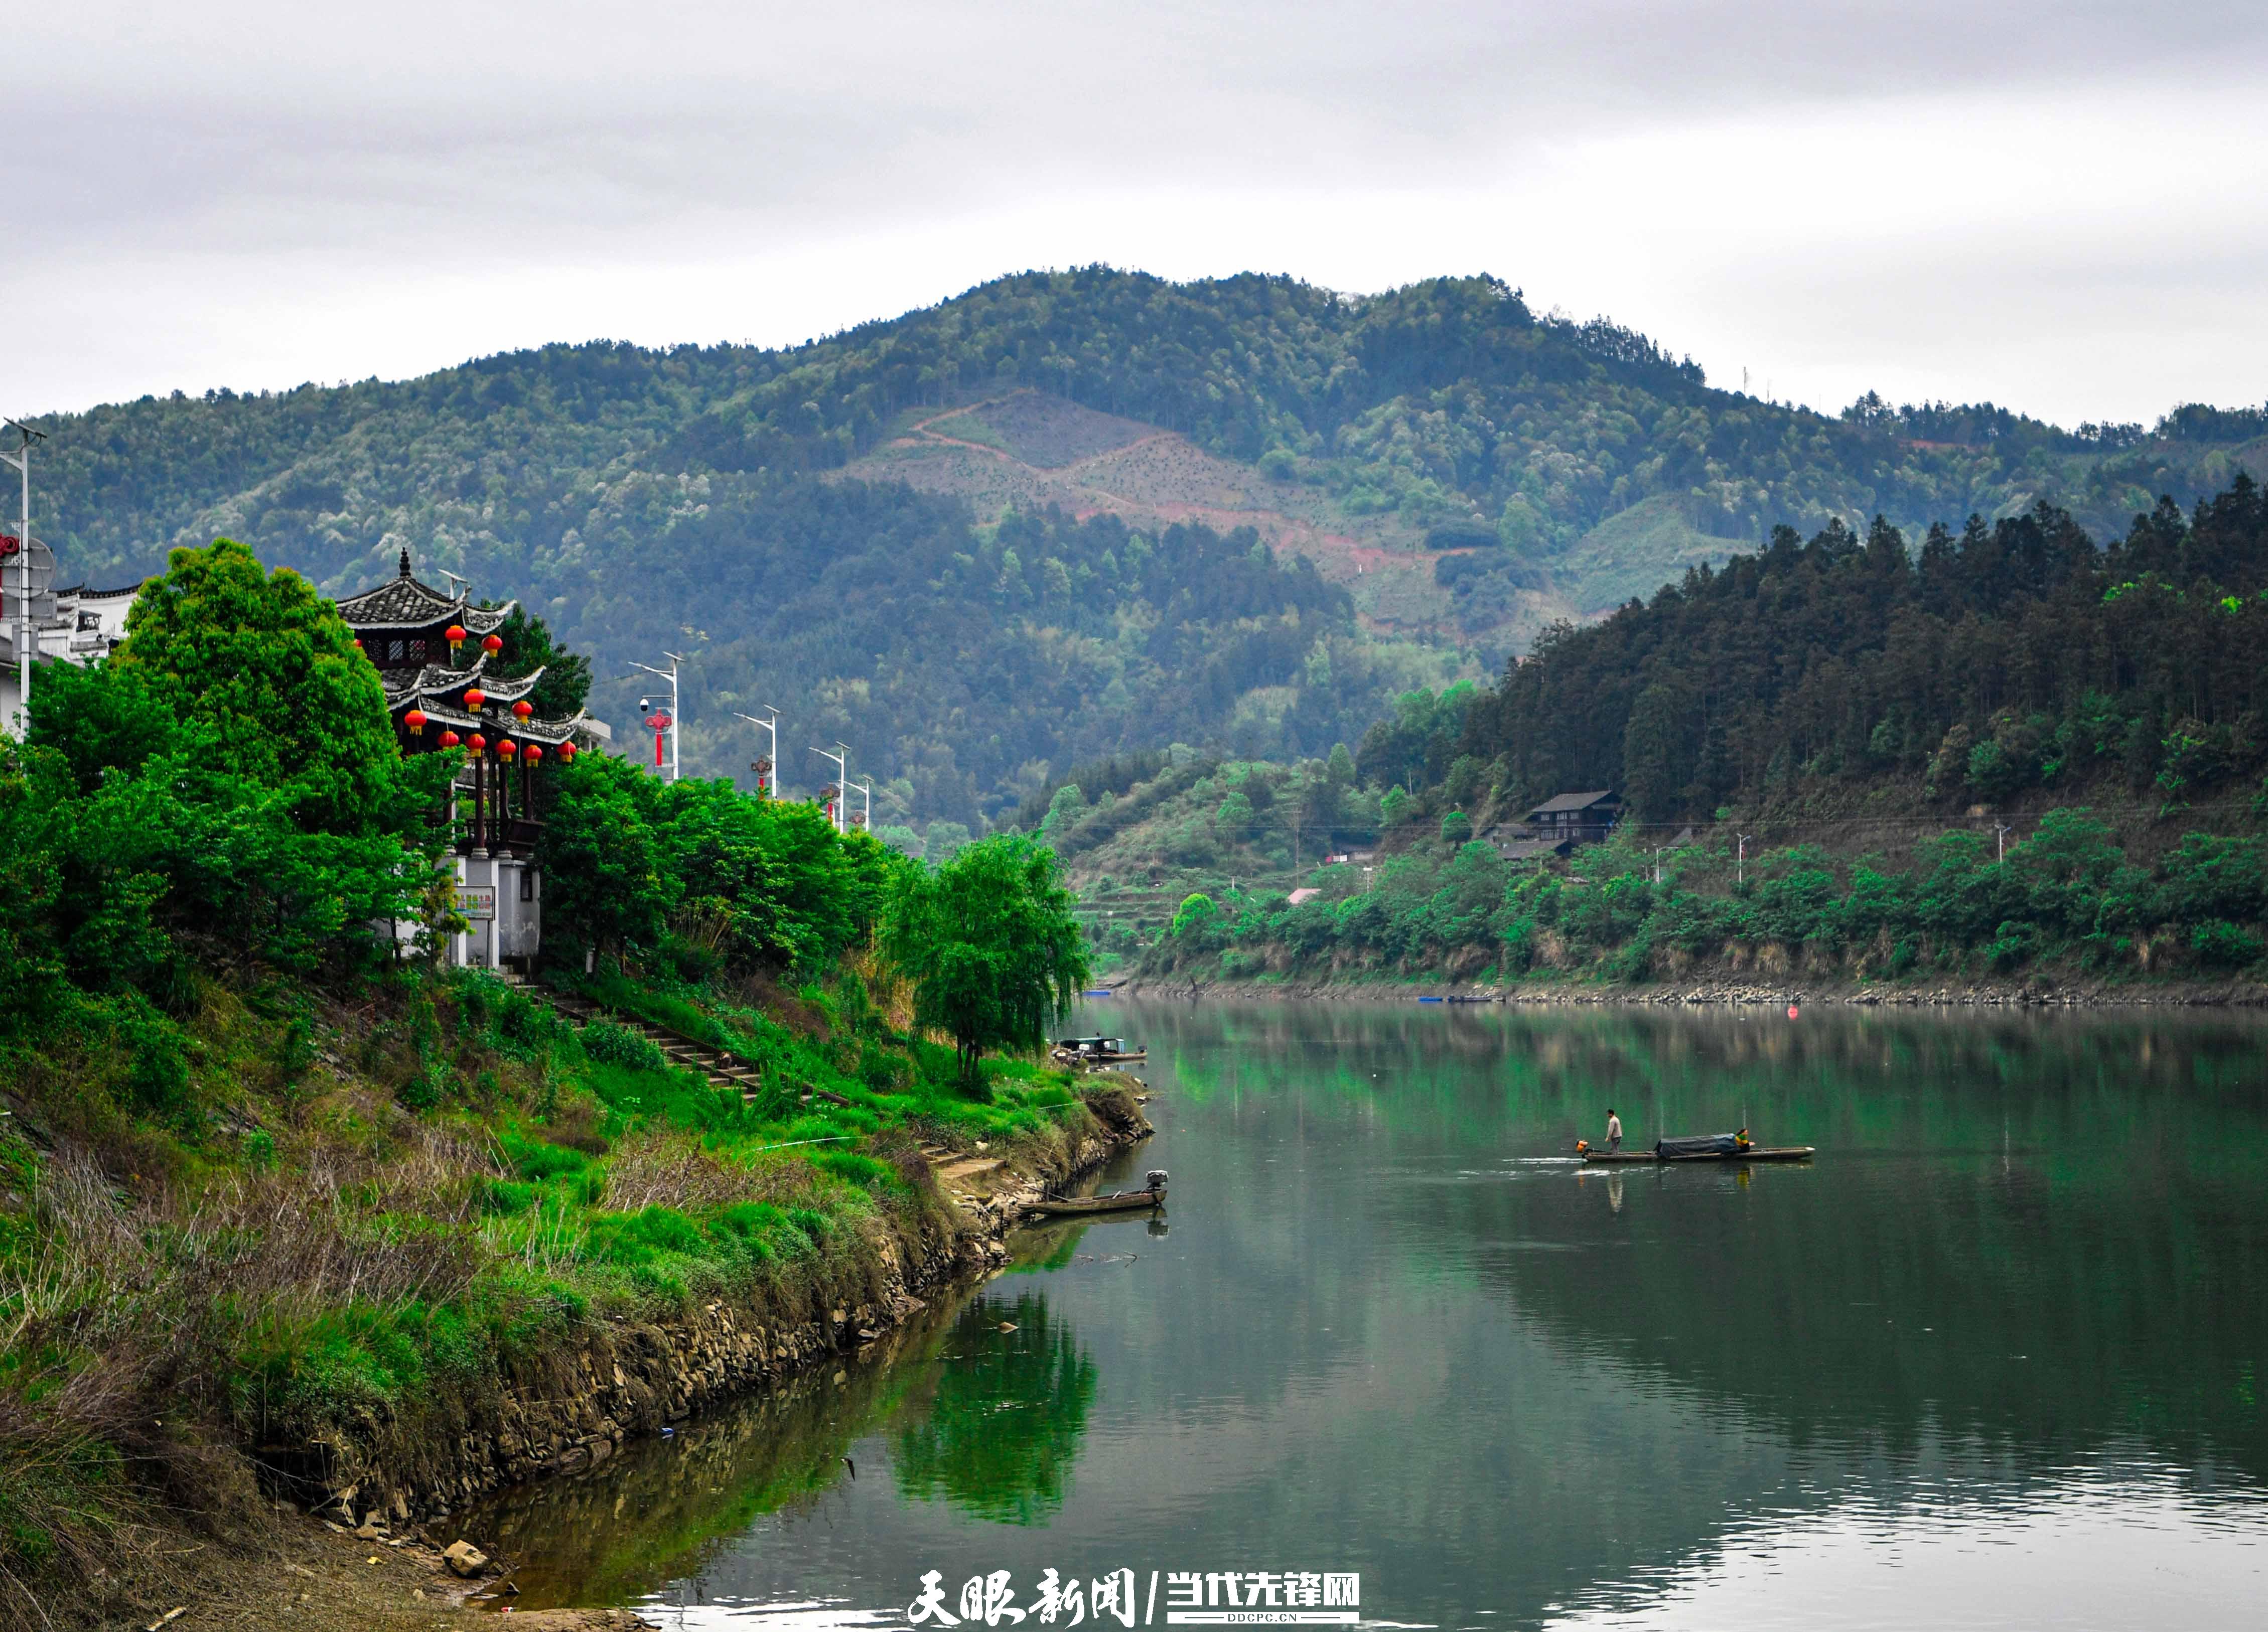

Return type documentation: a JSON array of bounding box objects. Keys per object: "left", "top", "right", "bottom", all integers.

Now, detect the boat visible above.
[
  {"left": 1051, "top": 1034, "right": 1148, "bottom": 1066},
  {"left": 1577, "top": 1133, "right": 1814, "bottom": 1164},
  {"left": 1026, "top": 1170, "right": 1168, "bottom": 1216},
  {"left": 1579, "top": 1146, "right": 1814, "bottom": 1164}
]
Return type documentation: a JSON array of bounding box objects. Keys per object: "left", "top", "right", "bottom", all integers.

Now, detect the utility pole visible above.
[
  {"left": 1737, "top": 833, "right": 1751, "bottom": 887},
  {"left": 809, "top": 743, "right": 848, "bottom": 833},
  {"left": 733, "top": 707, "right": 781, "bottom": 797},
  {"left": 2, "top": 419, "right": 47, "bottom": 737},
  {"left": 1652, "top": 846, "right": 1663, "bottom": 886},
  {"left": 629, "top": 652, "right": 685, "bottom": 782},
  {"left": 1996, "top": 822, "right": 2013, "bottom": 865}
]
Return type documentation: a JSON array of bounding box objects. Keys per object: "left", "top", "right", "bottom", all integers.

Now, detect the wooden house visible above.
[{"left": 1525, "top": 790, "right": 1623, "bottom": 848}]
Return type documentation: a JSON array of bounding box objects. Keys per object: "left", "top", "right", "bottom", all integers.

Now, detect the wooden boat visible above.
[
  {"left": 1580, "top": 1145, "right": 1815, "bottom": 1165},
  {"left": 1026, "top": 1171, "right": 1167, "bottom": 1216},
  {"left": 1051, "top": 1034, "right": 1148, "bottom": 1066}
]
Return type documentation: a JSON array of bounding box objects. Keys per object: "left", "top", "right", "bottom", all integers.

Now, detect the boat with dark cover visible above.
[{"left": 1577, "top": 1134, "right": 1814, "bottom": 1164}]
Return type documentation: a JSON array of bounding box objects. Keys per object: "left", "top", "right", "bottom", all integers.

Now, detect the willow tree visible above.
[{"left": 883, "top": 835, "right": 1088, "bottom": 1093}]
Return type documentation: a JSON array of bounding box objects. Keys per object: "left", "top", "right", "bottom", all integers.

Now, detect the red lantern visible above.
[
  {"left": 558, "top": 742, "right": 578, "bottom": 763},
  {"left": 462, "top": 688, "right": 485, "bottom": 711},
  {"left": 403, "top": 709, "right": 427, "bottom": 737},
  {"left": 351, "top": 638, "right": 363, "bottom": 651},
  {"left": 497, "top": 739, "right": 517, "bottom": 760},
  {"left": 445, "top": 623, "right": 467, "bottom": 653},
  {"left": 511, "top": 699, "right": 532, "bottom": 721},
  {"left": 524, "top": 745, "right": 543, "bottom": 765},
  {"left": 439, "top": 730, "right": 461, "bottom": 748},
  {"left": 482, "top": 633, "right": 503, "bottom": 655},
  {"left": 468, "top": 734, "right": 487, "bottom": 753}
]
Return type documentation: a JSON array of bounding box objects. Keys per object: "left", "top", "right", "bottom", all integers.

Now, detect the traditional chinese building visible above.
[{"left": 337, "top": 549, "right": 604, "bottom": 971}]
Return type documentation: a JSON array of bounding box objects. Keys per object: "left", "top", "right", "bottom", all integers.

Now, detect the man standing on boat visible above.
[{"left": 1605, "top": 1108, "right": 1622, "bottom": 1153}]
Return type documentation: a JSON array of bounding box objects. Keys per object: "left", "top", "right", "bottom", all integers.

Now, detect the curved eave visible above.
[{"left": 392, "top": 699, "right": 586, "bottom": 747}]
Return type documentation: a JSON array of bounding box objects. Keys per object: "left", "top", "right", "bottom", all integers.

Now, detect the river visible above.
[{"left": 466, "top": 1000, "right": 2268, "bottom": 1630}]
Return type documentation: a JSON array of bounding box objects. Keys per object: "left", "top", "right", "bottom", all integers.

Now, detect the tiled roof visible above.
[
  {"left": 1528, "top": 789, "right": 1619, "bottom": 815},
  {"left": 335, "top": 548, "right": 516, "bottom": 632}
]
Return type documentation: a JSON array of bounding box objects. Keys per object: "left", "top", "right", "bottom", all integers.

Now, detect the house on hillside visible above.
[
  {"left": 1481, "top": 825, "right": 1569, "bottom": 863},
  {"left": 1526, "top": 790, "right": 1624, "bottom": 849}
]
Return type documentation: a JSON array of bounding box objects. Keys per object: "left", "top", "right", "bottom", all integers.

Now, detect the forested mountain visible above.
[
  {"left": 1458, "top": 478, "right": 2268, "bottom": 825},
  {"left": 21, "top": 268, "right": 2268, "bottom": 823},
  {"left": 1124, "top": 479, "right": 2268, "bottom": 991}
]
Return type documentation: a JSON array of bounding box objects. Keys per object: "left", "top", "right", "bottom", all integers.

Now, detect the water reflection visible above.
[
  {"left": 891, "top": 1291, "right": 1097, "bottom": 1526},
  {"left": 464, "top": 1281, "right": 1096, "bottom": 1602},
  {"left": 462, "top": 1003, "right": 2268, "bottom": 1630}
]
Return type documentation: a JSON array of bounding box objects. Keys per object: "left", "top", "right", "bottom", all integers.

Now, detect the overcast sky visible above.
[{"left": 15, "top": 2, "right": 2268, "bottom": 426}]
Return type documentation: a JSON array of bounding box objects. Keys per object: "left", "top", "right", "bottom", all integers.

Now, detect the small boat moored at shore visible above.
[
  {"left": 1052, "top": 1034, "right": 1148, "bottom": 1066},
  {"left": 1026, "top": 1170, "right": 1168, "bottom": 1216}
]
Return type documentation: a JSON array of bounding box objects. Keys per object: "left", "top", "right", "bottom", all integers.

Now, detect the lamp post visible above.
[
  {"left": 734, "top": 707, "right": 781, "bottom": 797},
  {"left": 846, "top": 776, "right": 872, "bottom": 832},
  {"left": 2, "top": 419, "right": 47, "bottom": 736},
  {"left": 809, "top": 743, "right": 848, "bottom": 833},
  {"left": 629, "top": 652, "right": 685, "bottom": 781}
]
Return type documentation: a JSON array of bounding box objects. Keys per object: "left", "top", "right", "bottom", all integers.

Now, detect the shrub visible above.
[{"left": 580, "top": 1020, "right": 668, "bottom": 1072}]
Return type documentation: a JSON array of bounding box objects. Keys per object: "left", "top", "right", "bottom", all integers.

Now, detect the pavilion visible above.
[{"left": 338, "top": 549, "right": 605, "bottom": 971}]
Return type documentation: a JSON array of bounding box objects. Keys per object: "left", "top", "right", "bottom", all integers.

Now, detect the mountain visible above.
[{"left": 21, "top": 267, "right": 2268, "bottom": 824}]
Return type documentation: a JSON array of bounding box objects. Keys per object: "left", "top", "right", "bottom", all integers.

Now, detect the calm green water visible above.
[{"left": 467, "top": 1002, "right": 2268, "bottom": 1630}]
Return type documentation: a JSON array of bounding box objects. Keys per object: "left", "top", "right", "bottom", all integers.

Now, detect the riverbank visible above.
[
  {"left": 0, "top": 961, "right": 1150, "bottom": 1632},
  {"left": 289, "top": 1073, "right": 1152, "bottom": 1539},
  {"left": 99, "top": 1080, "right": 1149, "bottom": 1632},
  {"left": 1114, "top": 973, "right": 2268, "bottom": 1007}
]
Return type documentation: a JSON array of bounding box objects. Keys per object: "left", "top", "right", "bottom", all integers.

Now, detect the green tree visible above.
[
  {"left": 1041, "top": 782, "right": 1087, "bottom": 838},
  {"left": 536, "top": 753, "right": 673, "bottom": 962},
  {"left": 111, "top": 538, "right": 415, "bottom": 835},
  {"left": 924, "top": 821, "right": 974, "bottom": 864},
  {"left": 1170, "top": 892, "right": 1218, "bottom": 936},
  {"left": 488, "top": 605, "right": 593, "bottom": 718},
  {"left": 883, "top": 835, "right": 1088, "bottom": 1091}
]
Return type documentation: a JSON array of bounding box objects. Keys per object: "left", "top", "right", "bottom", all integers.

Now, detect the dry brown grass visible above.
[{"left": 600, "top": 1132, "right": 818, "bottom": 1214}]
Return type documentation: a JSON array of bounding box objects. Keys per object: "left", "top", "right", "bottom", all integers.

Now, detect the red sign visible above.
[{"left": 0, "top": 535, "right": 19, "bottom": 556}]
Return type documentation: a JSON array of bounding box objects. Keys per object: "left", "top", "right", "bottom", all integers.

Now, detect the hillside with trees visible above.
[
  {"left": 21, "top": 269, "right": 2268, "bottom": 826},
  {"left": 1131, "top": 479, "right": 2268, "bottom": 992}
]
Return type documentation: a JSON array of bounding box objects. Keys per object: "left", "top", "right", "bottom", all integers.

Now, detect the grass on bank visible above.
[{"left": 0, "top": 959, "right": 1121, "bottom": 1627}]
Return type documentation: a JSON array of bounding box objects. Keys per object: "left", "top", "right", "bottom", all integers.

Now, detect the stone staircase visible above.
[
  {"left": 489, "top": 974, "right": 1010, "bottom": 1213},
  {"left": 494, "top": 972, "right": 768, "bottom": 1106}
]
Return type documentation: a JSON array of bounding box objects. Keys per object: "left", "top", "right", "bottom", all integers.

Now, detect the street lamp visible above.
[
  {"left": 809, "top": 742, "right": 848, "bottom": 833},
  {"left": 734, "top": 706, "right": 781, "bottom": 797},
  {"left": 628, "top": 651, "right": 685, "bottom": 781}
]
